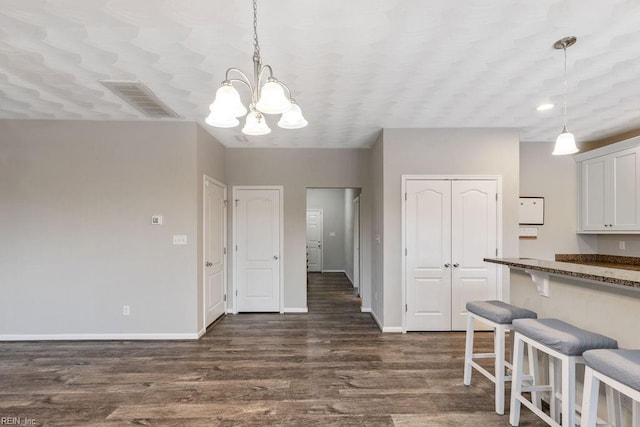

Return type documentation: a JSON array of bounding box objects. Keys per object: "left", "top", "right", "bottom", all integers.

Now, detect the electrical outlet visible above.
[
  {"left": 123, "top": 305, "right": 130, "bottom": 316},
  {"left": 619, "top": 241, "right": 626, "bottom": 250}
]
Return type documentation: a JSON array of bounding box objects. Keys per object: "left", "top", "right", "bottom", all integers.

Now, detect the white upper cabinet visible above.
[{"left": 577, "top": 137, "right": 640, "bottom": 233}]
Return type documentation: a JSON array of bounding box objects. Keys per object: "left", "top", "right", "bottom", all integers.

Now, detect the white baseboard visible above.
[
  {"left": 197, "top": 328, "right": 206, "bottom": 338},
  {"left": 226, "top": 308, "right": 234, "bottom": 314},
  {"left": 283, "top": 307, "right": 308, "bottom": 313},
  {"left": 361, "top": 307, "right": 372, "bottom": 313},
  {"left": 345, "top": 270, "right": 354, "bottom": 285},
  {"left": 368, "top": 310, "right": 402, "bottom": 333},
  {"left": 0, "top": 333, "right": 200, "bottom": 341},
  {"left": 322, "top": 269, "right": 345, "bottom": 273}
]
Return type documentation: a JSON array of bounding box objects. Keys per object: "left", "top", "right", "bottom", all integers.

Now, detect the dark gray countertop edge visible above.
[{"left": 484, "top": 258, "right": 640, "bottom": 289}]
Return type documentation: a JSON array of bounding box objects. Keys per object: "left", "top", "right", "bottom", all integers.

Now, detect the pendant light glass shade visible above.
[
  {"left": 210, "top": 85, "right": 247, "bottom": 118},
  {"left": 256, "top": 80, "right": 292, "bottom": 114},
  {"left": 552, "top": 126, "right": 579, "bottom": 155},
  {"left": 205, "top": 110, "right": 240, "bottom": 128},
  {"left": 278, "top": 102, "right": 308, "bottom": 129},
  {"left": 242, "top": 111, "right": 271, "bottom": 135}
]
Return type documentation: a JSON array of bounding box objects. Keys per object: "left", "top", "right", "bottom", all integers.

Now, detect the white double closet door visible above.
[{"left": 405, "top": 179, "right": 498, "bottom": 331}]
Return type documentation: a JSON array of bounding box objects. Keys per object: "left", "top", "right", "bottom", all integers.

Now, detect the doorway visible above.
[{"left": 306, "top": 188, "right": 361, "bottom": 297}]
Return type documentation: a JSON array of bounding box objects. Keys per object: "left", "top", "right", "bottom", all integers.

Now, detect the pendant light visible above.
[
  {"left": 552, "top": 36, "right": 579, "bottom": 156},
  {"left": 205, "top": 0, "right": 307, "bottom": 135}
]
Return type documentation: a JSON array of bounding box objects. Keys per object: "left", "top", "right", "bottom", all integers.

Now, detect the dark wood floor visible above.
[{"left": 1, "top": 273, "right": 545, "bottom": 426}]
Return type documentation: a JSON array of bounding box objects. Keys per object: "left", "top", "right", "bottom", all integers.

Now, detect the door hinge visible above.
[
  {"left": 405, "top": 248, "right": 407, "bottom": 256},
  {"left": 405, "top": 304, "right": 408, "bottom": 312},
  {"left": 234, "top": 199, "right": 239, "bottom": 207},
  {"left": 224, "top": 247, "right": 227, "bottom": 255},
  {"left": 224, "top": 200, "right": 228, "bottom": 206},
  {"left": 404, "top": 192, "right": 407, "bottom": 201},
  {"left": 224, "top": 294, "right": 227, "bottom": 302},
  {"left": 235, "top": 290, "right": 238, "bottom": 296},
  {"left": 496, "top": 248, "right": 498, "bottom": 256},
  {"left": 496, "top": 193, "right": 498, "bottom": 201},
  {"left": 235, "top": 245, "right": 238, "bottom": 251}
]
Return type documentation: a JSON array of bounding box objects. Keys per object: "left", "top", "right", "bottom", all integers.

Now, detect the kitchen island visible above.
[{"left": 485, "top": 256, "right": 640, "bottom": 348}]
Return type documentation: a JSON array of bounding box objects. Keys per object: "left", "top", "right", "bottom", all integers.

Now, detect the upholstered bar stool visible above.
[
  {"left": 464, "top": 300, "right": 538, "bottom": 415},
  {"left": 509, "top": 318, "right": 618, "bottom": 427},
  {"left": 581, "top": 349, "right": 640, "bottom": 427}
]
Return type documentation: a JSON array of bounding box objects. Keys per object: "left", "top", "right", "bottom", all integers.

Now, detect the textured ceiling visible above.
[{"left": 1, "top": 0, "right": 640, "bottom": 148}]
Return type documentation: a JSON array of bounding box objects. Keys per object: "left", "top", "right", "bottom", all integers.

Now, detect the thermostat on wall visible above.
[{"left": 151, "top": 215, "right": 163, "bottom": 225}]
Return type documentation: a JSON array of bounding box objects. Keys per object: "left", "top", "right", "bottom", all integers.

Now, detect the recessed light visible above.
[{"left": 536, "top": 103, "right": 555, "bottom": 111}]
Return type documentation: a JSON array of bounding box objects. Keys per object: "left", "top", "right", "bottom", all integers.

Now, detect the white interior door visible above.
[
  {"left": 306, "top": 209, "right": 323, "bottom": 273},
  {"left": 235, "top": 187, "right": 282, "bottom": 312},
  {"left": 204, "top": 177, "right": 226, "bottom": 326},
  {"left": 353, "top": 196, "right": 360, "bottom": 290},
  {"left": 450, "top": 180, "right": 498, "bottom": 330},
  {"left": 406, "top": 180, "right": 452, "bottom": 331}
]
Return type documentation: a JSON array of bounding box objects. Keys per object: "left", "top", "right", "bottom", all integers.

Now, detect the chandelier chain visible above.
[{"left": 252, "top": 0, "right": 261, "bottom": 64}]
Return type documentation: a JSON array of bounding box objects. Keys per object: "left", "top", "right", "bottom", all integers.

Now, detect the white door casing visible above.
[
  {"left": 234, "top": 187, "right": 283, "bottom": 313},
  {"left": 450, "top": 180, "right": 498, "bottom": 330},
  {"left": 404, "top": 177, "right": 500, "bottom": 332},
  {"left": 306, "top": 209, "right": 323, "bottom": 273},
  {"left": 405, "top": 180, "right": 452, "bottom": 331},
  {"left": 204, "top": 176, "right": 226, "bottom": 327},
  {"left": 353, "top": 196, "right": 360, "bottom": 290}
]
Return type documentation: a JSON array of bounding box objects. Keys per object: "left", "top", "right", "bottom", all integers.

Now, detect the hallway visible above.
[{"left": 0, "top": 273, "right": 544, "bottom": 425}]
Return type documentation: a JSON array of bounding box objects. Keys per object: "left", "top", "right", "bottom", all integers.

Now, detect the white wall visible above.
[
  {"left": 307, "top": 189, "right": 347, "bottom": 272},
  {"left": 519, "top": 141, "right": 597, "bottom": 260},
  {"left": 598, "top": 235, "right": 640, "bottom": 256},
  {"left": 225, "top": 148, "right": 372, "bottom": 312},
  {"left": 0, "top": 120, "right": 213, "bottom": 338},
  {"left": 380, "top": 128, "right": 520, "bottom": 329}
]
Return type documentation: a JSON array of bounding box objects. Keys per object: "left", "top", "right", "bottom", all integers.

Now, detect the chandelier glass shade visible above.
[
  {"left": 552, "top": 36, "right": 579, "bottom": 156},
  {"left": 206, "top": 0, "right": 307, "bottom": 135}
]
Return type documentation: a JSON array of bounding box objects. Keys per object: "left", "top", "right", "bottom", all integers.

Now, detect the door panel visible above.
[
  {"left": 406, "top": 180, "right": 451, "bottom": 331},
  {"left": 205, "top": 178, "right": 226, "bottom": 326},
  {"left": 236, "top": 188, "right": 281, "bottom": 312},
  {"left": 582, "top": 158, "right": 607, "bottom": 230},
  {"left": 451, "top": 180, "right": 498, "bottom": 330},
  {"left": 306, "top": 210, "right": 323, "bottom": 272}
]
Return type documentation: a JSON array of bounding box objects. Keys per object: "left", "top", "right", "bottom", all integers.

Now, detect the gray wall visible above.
[
  {"left": 370, "top": 135, "right": 384, "bottom": 319},
  {"left": 196, "top": 125, "right": 227, "bottom": 332},
  {"left": 380, "top": 128, "right": 520, "bottom": 329},
  {"left": 519, "top": 141, "right": 597, "bottom": 260},
  {"left": 307, "top": 189, "right": 346, "bottom": 272},
  {"left": 0, "top": 120, "right": 207, "bottom": 337},
  {"left": 225, "top": 148, "right": 372, "bottom": 312},
  {"left": 597, "top": 235, "right": 640, "bottom": 256}
]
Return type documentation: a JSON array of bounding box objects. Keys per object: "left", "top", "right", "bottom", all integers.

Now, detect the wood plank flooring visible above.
[{"left": 0, "top": 273, "right": 546, "bottom": 426}]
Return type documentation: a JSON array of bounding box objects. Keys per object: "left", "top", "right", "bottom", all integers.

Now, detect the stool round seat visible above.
[
  {"left": 584, "top": 349, "right": 640, "bottom": 391},
  {"left": 512, "top": 318, "right": 618, "bottom": 356},
  {"left": 466, "top": 300, "right": 537, "bottom": 324}
]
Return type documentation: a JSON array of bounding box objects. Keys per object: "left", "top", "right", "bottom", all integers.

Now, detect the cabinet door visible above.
[
  {"left": 581, "top": 156, "right": 608, "bottom": 231},
  {"left": 610, "top": 147, "right": 640, "bottom": 230}
]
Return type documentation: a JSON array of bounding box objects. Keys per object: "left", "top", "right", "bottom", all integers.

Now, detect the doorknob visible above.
[
  {"left": 205, "top": 261, "right": 213, "bottom": 267},
  {"left": 453, "top": 263, "right": 460, "bottom": 268},
  {"left": 444, "top": 263, "right": 451, "bottom": 268},
  {"left": 273, "top": 256, "right": 279, "bottom": 260}
]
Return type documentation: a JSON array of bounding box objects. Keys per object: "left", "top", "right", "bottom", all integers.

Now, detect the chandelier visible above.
[
  {"left": 205, "top": 0, "right": 307, "bottom": 135},
  {"left": 552, "top": 36, "right": 579, "bottom": 155}
]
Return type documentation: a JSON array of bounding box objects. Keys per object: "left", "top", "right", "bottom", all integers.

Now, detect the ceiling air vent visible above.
[{"left": 99, "top": 80, "right": 180, "bottom": 118}]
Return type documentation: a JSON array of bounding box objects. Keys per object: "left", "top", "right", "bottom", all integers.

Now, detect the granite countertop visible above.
[{"left": 484, "top": 257, "right": 640, "bottom": 289}]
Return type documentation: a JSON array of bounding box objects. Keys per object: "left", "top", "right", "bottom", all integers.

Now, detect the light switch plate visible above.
[
  {"left": 173, "top": 235, "right": 187, "bottom": 245},
  {"left": 329, "top": 232, "right": 336, "bottom": 237},
  {"left": 151, "top": 215, "right": 162, "bottom": 225}
]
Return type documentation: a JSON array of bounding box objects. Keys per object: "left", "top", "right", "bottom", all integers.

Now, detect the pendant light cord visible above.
[{"left": 563, "top": 45, "right": 568, "bottom": 130}]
